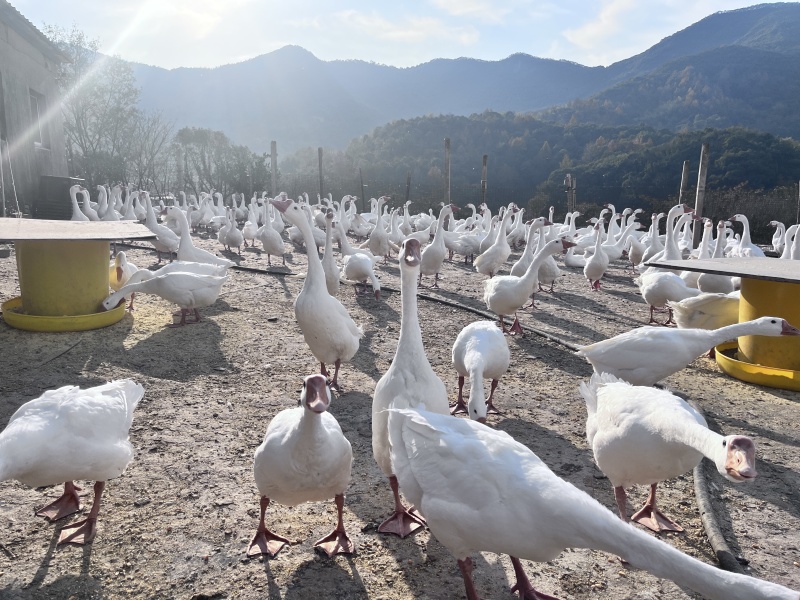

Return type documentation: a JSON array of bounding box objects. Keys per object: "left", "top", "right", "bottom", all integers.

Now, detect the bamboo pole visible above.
[
  {"left": 318, "top": 147, "right": 324, "bottom": 199},
  {"left": 692, "top": 143, "right": 710, "bottom": 248},
  {"left": 359, "top": 167, "right": 366, "bottom": 213},
  {"left": 678, "top": 160, "right": 691, "bottom": 204},
  {"left": 405, "top": 171, "right": 411, "bottom": 206},
  {"left": 270, "top": 141, "right": 277, "bottom": 197},
  {"left": 480, "top": 154, "right": 488, "bottom": 208},
  {"left": 444, "top": 138, "right": 451, "bottom": 206}
]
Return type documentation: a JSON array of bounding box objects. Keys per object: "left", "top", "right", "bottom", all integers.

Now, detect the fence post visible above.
[
  {"left": 693, "top": 143, "right": 710, "bottom": 248},
  {"left": 318, "top": 147, "right": 324, "bottom": 200},
  {"left": 444, "top": 138, "right": 451, "bottom": 205},
  {"left": 480, "top": 154, "right": 488, "bottom": 208},
  {"left": 270, "top": 141, "right": 278, "bottom": 197},
  {"left": 405, "top": 171, "right": 411, "bottom": 206}
]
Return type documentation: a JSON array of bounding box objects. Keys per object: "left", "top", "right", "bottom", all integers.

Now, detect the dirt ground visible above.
[{"left": 0, "top": 220, "right": 798, "bottom": 600}]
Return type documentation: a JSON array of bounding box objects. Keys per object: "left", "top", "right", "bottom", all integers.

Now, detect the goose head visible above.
[
  {"left": 719, "top": 435, "right": 758, "bottom": 482},
  {"left": 746, "top": 316, "right": 800, "bottom": 336},
  {"left": 399, "top": 237, "right": 421, "bottom": 268},
  {"left": 300, "top": 374, "right": 331, "bottom": 414},
  {"left": 269, "top": 196, "right": 302, "bottom": 226}
]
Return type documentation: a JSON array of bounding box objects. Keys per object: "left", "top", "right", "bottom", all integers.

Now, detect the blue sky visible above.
[{"left": 18, "top": 1, "right": 761, "bottom": 70}]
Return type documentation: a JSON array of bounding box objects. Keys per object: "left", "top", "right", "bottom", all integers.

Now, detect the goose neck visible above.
[{"left": 397, "top": 268, "right": 423, "bottom": 351}]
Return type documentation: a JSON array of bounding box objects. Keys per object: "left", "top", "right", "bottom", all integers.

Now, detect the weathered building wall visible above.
[{"left": 0, "top": 9, "right": 68, "bottom": 215}]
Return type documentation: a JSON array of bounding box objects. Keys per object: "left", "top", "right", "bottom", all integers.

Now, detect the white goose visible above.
[
  {"left": 109, "top": 251, "right": 139, "bottom": 311},
  {"left": 387, "top": 407, "right": 798, "bottom": 600},
  {"left": 576, "top": 316, "right": 800, "bottom": 386},
  {"left": 583, "top": 223, "right": 609, "bottom": 290},
  {"left": 484, "top": 238, "right": 575, "bottom": 335},
  {"left": 255, "top": 208, "right": 287, "bottom": 267},
  {"left": 143, "top": 192, "right": 179, "bottom": 263},
  {"left": 449, "top": 320, "right": 510, "bottom": 419},
  {"left": 248, "top": 374, "right": 354, "bottom": 558},
  {"left": 474, "top": 203, "right": 515, "bottom": 278},
  {"left": 635, "top": 270, "right": 701, "bottom": 324},
  {"left": 69, "top": 185, "right": 89, "bottom": 221},
  {"left": 728, "top": 214, "right": 765, "bottom": 257},
  {"left": 103, "top": 271, "right": 228, "bottom": 327},
  {"left": 372, "top": 237, "right": 449, "bottom": 538},
  {"left": 271, "top": 197, "right": 363, "bottom": 391},
  {"left": 79, "top": 188, "right": 99, "bottom": 221},
  {"left": 343, "top": 252, "right": 381, "bottom": 299},
  {"left": 321, "top": 209, "right": 340, "bottom": 297},
  {"left": 582, "top": 373, "right": 757, "bottom": 532},
  {"left": 0, "top": 380, "right": 143, "bottom": 545},
  {"left": 419, "top": 203, "right": 457, "bottom": 287},
  {"left": 668, "top": 291, "right": 740, "bottom": 330},
  {"left": 509, "top": 218, "right": 549, "bottom": 277},
  {"left": 697, "top": 221, "right": 736, "bottom": 293},
  {"left": 164, "top": 206, "right": 235, "bottom": 268}
]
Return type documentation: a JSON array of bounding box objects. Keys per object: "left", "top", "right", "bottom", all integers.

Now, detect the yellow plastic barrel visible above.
[
  {"left": 15, "top": 239, "right": 110, "bottom": 317},
  {"left": 738, "top": 278, "right": 800, "bottom": 371}
]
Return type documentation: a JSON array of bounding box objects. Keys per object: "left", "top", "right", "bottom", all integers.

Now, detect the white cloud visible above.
[{"left": 331, "top": 10, "right": 479, "bottom": 46}]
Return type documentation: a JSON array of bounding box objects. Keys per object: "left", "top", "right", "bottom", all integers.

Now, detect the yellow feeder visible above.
[
  {"left": 0, "top": 218, "right": 154, "bottom": 332},
  {"left": 648, "top": 257, "right": 800, "bottom": 391}
]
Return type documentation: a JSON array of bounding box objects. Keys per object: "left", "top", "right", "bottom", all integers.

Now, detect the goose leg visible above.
[
  {"left": 508, "top": 315, "right": 524, "bottom": 336},
  {"left": 378, "top": 475, "right": 425, "bottom": 538},
  {"left": 247, "top": 496, "right": 292, "bottom": 557},
  {"left": 509, "top": 556, "right": 561, "bottom": 600},
  {"left": 486, "top": 379, "right": 501, "bottom": 415},
  {"left": 328, "top": 359, "right": 343, "bottom": 392},
  {"left": 126, "top": 292, "right": 136, "bottom": 312},
  {"left": 631, "top": 483, "right": 684, "bottom": 532},
  {"left": 661, "top": 308, "right": 676, "bottom": 327},
  {"left": 457, "top": 557, "right": 483, "bottom": 600},
  {"left": 57, "top": 481, "right": 105, "bottom": 545},
  {"left": 450, "top": 375, "right": 468, "bottom": 415},
  {"left": 614, "top": 486, "right": 628, "bottom": 520},
  {"left": 647, "top": 305, "right": 660, "bottom": 324},
  {"left": 432, "top": 272, "right": 440, "bottom": 288},
  {"left": 36, "top": 481, "right": 82, "bottom": 521},
  {"left": 313, "top": 494, "right": 355, "bottom": 557}
]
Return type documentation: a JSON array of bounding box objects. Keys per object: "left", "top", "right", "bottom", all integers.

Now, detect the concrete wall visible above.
[{"left": 0, "top": 19, "right": 68, "bottom": 216}]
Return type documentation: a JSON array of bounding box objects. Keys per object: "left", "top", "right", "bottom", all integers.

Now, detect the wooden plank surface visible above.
[
  {"left": 0, "top": 218, "right": 155, "bottom": 241},
  {"left": 647, "top": 257, "right": 800, "bottom": 284}
]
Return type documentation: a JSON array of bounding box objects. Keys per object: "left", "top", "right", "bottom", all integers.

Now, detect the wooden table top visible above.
[
  {"left": 647, "top": 257, "right": 800, "bottom": 284},
  {"left": 0, "top": 218, "right": 154, "bottom": 242}
]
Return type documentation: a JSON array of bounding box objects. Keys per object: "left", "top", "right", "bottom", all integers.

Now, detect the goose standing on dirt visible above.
[
  {"left": 419, "top": 203, "right": 457, "bottom": 288},
  {"left": 509, "top": 217, "right": 548, "bottom": 277},
  {"left": 143, "top": 192, "right": 179, "bottom": 263},
  {"left": 248, "top": 374, "right": 354, "bottom": 558},
  {"left": 372, "top": 237, "right": 449, "bottom": 538},
  {"left": 697, "top": 221, "right": 736, "bottom": 293},
  {"left": 576, "top": 316, "right": 800, "bottom": 386},
  {"left": 103, "top": 271, "right": 228, "bottom": 327},
  {"left": 164, "top": 206, "right": 235, "bottom": 268},
  {"left": 474, "top": 203, "right": 515, "bottom": 278},
  {"left": 109, "top": 251, "right": 139, "bottom": 311},
  {"left": 581, "top": 373, "right": 757, "bottom": 532},
  {"left": 450, "top": 321, "right": 510, "bottom": 418},
  {"left": 271, "top": 197, "right": 363, "bottom": 391},
  {"left": 343, "top": 252, "right": 381, "bottom": 299},
  {"left": 484, "top": 238, "right": 575, "bottom": 335},
  {"left": 584, "top": 223, "right": 609, "bottom": 290},
  {"left": 387, "top": 407, "right": 798, "bottom": 600},
  {"left": 0, "top": 380, "right": 143, "bottom": 545},
  {"left": 668, "top": 291, "right": 740, "bottom": 330}
]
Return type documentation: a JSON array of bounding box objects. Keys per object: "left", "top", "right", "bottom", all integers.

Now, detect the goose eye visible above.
[
  {"left": 771, "top": 319, "right": 777, "bottom": 324},
  {"left": 722, "top": 440, "right": 727, "bottom": 447}
]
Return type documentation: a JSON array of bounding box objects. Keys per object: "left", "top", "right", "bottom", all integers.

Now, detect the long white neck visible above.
[
  {"left": 519, "top": 244, "right": 557, "bottom": 287},
  {"left": 738, "top": 216, "right": 753, "bottom": 246},
  {"left": 295, "top": 213, "right": 326, "bottom": 285},
  {"left": 396, "top": 265, "right": 425, "bottom": 362},
  {"left": 578, "top": 498, "right": 798, "bottom": 599},
  {"left": 467, "top": 359, "right": 486, "bottom": 415},
  {"left": 519, "top": 223, "right": 543, "bottom": 260}
]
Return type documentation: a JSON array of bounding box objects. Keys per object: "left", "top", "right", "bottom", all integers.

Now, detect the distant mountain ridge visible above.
[{"left": 130, "top": 3, "right": 800, "bottom": 154}]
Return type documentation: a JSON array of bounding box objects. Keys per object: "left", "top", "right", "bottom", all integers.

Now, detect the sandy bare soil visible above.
[{"left": 0, "top": 223, "right": 798, "bottom": 600}]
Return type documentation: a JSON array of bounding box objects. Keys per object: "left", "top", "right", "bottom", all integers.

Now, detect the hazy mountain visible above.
[{"left": 131, "top": 3, "right": 800, "bottom": 154}]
